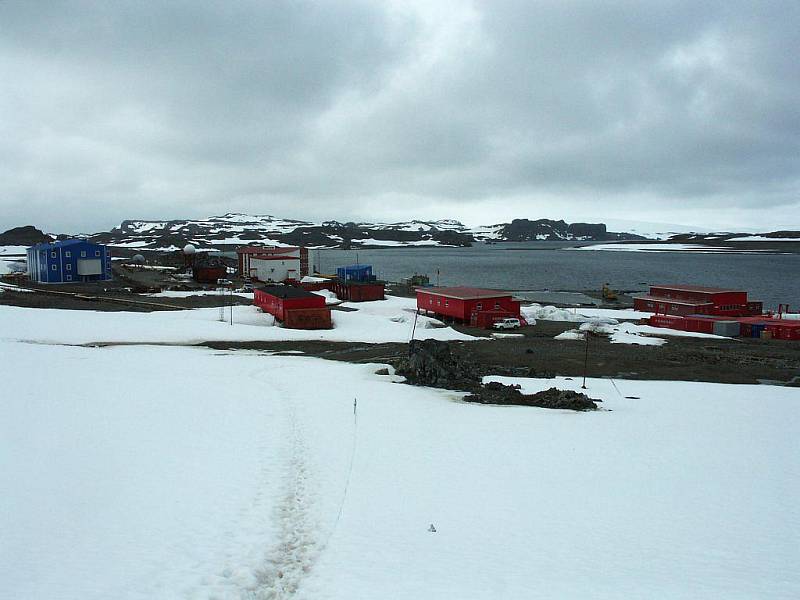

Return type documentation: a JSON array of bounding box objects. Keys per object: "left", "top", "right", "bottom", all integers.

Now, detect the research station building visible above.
[
  {"left": 416, "top": 286, "right": 522, "bottom": 328},
  {"left": 237, "top": 246, "right": 309, "bottom": 283},
  {"left": 254, "top": 285, "right": 332, "bottom": 329},
  {"left": 26, "top": 239, "right": 112, "bottom": 284}
]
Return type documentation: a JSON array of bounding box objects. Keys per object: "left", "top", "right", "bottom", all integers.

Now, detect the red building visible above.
[
  {"left": 736, "top": 316, "right": 800, "bottom": 340},
  {"left": 254, "top": 285, "right": 331, "bottom": 329},
  {"left": 647, "top": 309, "right": 800, "bottom": 341},
  {"left": 332, "top": 280, "right": 385, "bottom": 302},
  {"left": 634, "top": 285, "right": 762, "bottom": 317},
  {"left": 416, "top": 287, "right": 522, "bottom": 328},
  {"left": 192, "top": 256, "right": 228, "bottom": 284}
]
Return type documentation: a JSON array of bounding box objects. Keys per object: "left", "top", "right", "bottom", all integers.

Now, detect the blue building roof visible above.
[{"left": 29, "top": 238, "right": 102, "bottom": 251}]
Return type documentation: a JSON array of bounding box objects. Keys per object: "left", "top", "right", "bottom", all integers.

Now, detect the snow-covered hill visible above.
[
  {"left": 84, "top": 213, "right": 648, "bottom": 251},
  {"left": 90, "top": 213, "right": 475, "bottom": 250}
]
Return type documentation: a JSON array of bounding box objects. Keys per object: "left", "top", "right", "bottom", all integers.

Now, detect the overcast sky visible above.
[{"left": 1, "top": 1, "right": 798, "bottom": 233}]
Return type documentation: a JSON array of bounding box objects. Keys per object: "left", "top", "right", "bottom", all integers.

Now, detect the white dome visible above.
[
  {"left": 131, "top": 254, "right": 145, "bottom": 264},
  {"left": 183, "top": 244, "right": 196, "bottom": 255}
]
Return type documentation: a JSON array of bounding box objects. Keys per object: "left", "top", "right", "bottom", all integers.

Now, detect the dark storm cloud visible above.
[{"left": 0, "top": 0, "right": 798, "bottom": 232}]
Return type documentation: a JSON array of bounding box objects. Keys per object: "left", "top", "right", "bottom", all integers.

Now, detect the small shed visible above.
[
  {"left": 336, "top": 264, "right": 374, "bottom": 282},
  {"left": 254, "top": 285, "right": 331, "bottom": 329}
]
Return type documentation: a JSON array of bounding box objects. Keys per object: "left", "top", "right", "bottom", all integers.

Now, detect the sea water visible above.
[{"left": 317, "top": 242, "right": 800, "bottom": 310}]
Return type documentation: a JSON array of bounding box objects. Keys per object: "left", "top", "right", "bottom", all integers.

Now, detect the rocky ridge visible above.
[{"left": 83, "top": 213, "right": 646, "bottom": 251}]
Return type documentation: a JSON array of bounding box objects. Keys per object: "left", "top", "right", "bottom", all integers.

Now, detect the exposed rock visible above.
[
  {"left": 394, "top": 339, "right": 481, "bottom": 390},
  {"left": 464, "top": 382, "right": 599, "bottom": 411},
  {"left": 0, "top": 225, "right": 52, "bottom": 246},
  {"left": 495, "top": 219, "right": 643, "bottom": 242}
]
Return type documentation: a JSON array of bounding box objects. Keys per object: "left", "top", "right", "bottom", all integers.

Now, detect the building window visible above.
[
  {"left": 476, "top": 302, "right": 483, "bottom": 310},
  {"left": 65, "top": 251, "right": 71, "bottom": 258},
  {"left": 66, "top": 275, "right": 72, "bottom": 281},
  {"left": 81, "top": 251, "right": 86, "bottom": 257},
  {"left": 429, "top": 297, "right": 434, "bottom": 305},
  {"left": 51, "top": 264, "right": 57, "bottom": 270},
  {"left": 66, "top": 264, "right": 71, "bottom": 271},
  {"left": 445, "top": 300, "right": 449, "bottom": 307},
  {"left": 51, "top": 251, "right": 56, "bottom": 258},
  {"left": 95, "top": 250, "right": 100, "bottom": 256},
  {"left": 495, "top": 302, "right": 500, "bottom": 309}
]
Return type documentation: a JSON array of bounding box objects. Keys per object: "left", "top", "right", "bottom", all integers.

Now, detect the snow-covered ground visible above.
[
  {"left": 573, "top": 243, "right": 772, "bottom": 253},
  {"left": 726, "top": 235, "right": 800, "bottom": 242},
  {"left": 0, "top": 245, "right": 27, "bottom": 275},
  {"left": 145, "top": 289, "right": 254, "bottom": 299},
  {"left": 0, "top": 296, "right": 473, "bottom": 345},
  {"left": 2, "top": 321, "right": 798, "bottom": 599}
]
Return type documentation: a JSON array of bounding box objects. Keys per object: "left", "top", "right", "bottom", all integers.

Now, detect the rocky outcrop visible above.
[
  {"left": 0, "top": 225, "right": 52, "bottom": 246},
  {"left": 464, "top": 382, "right": 599, "bottom": 411},
  {"left": 394, "top": 339, "right": 481, "bottom": 389},
  {"left": 394, "top": 339, "right": 597, "bottom": 411},
  {"left": 494, "top": 219, "right": 641, "bottom": 242}
]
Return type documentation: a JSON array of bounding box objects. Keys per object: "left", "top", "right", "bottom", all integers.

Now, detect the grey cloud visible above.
[{"left": 0, "top": 0, "right": 798, "bottom": 232}]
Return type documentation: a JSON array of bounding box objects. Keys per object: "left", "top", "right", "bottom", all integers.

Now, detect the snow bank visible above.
[
  {"left": 311, "top": 289, "right": 342, "bottom": 305},
  {"left": 553, "top": 321, "right": 728, "bottom": 346},
  {"left": 0, "top": 296, "right": 475, "bottom": 345},
  {"left": 572, "top": 243, "right": 753, "bottom": 253},
  {"left": 145, "top": 289, "right": 254, "bottom": 299},
  {"left": 554, "top": 330, "right": 585, "bottom": 340},
  {"left": 522, "top": 303, "right": 649, "bottom": 323}
]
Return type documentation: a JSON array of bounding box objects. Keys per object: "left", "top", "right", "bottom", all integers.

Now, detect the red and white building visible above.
[
  {"left": 639, "top": 285, "right": 799, "bottom": 340},
  {"left": 416, "top": 286, "right": 522, "bottom": 328},
  {"left": 237, "top": 246, "right": 309, "bottom": 283}
]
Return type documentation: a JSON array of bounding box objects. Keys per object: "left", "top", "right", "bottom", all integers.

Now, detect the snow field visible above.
[
  {"left": 1, "top": 343, "right": 286, "bottom": 599},
  {"left": 573, "top": 243, "right": 762, "bottom": 253},
  {"left": 0, "top": 296, "right": 475, "bottom": 346},
  {"left": 2, "top": 337, "right": 799, "bottom": 598}
]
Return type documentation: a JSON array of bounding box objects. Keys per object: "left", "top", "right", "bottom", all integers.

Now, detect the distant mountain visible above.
[
  {"left": 471, "top": 219, "right": 646, "bottom": 242},
  {"left": 78, "top": 213, "right": 647, "bottom": 251},
  {"left": 667, "top": 231, "right": 800, "bottom": 243}
]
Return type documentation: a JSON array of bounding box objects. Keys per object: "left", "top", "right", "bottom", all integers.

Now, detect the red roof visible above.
[
  {"left": 651, "top": 284, "right": 744, "bottom": 294},
  {"left": 250, "top": 255, "right": 299, "bottom": 261},
  {"left": 417, "top": 286, "right": 514, "bottom": 300},
  {"left": 237, "top": 245, "right": 298, "bottom": 255}
]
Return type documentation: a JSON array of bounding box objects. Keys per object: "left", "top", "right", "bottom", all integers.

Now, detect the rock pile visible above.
[
  {"left": 464, "top": 382, "right": 599, "bottom": 411},
  {"left": 394, "top": 339, "right": 481, "bottom": 389}
]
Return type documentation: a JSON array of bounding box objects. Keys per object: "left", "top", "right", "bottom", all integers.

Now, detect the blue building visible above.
[
  {"left": 26, "top": 239, "right": 112, "bottom": 284},
  {"left": 336, "top": 264, "right": 375, "bottom": 282}
]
